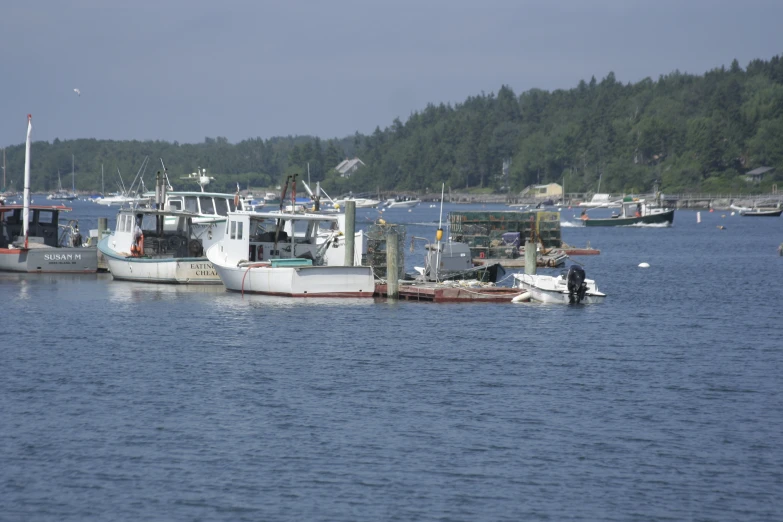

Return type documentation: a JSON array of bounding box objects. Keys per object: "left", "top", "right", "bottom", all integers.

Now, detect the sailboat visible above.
[{"left": 47, "top": 155, "right": 78, "bottom": 200}]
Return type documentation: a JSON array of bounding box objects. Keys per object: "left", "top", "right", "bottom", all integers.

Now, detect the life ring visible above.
[
  {"left": 479, "top": 251, "right": 485, "bottom": 259},
  {"left": 257, "top": 244, "right": 264, "bottom": 260}
]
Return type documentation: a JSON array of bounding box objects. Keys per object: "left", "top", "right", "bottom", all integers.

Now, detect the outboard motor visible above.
[{"left": 566, "top": 265, "right": 587, "bottom": 304}]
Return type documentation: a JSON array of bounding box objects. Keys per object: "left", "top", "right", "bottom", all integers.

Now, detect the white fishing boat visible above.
[
  {"left": 0, "top": 115, "right": 97, "bottom": 273},
  {"left": 384, "top": 197, "right": 421, "bottom": 209},
  {"left": 206, "top": 210, "right": 375, "bottom": 297},
  {"left": 98, "top": 207, "right": 223, "bottom": 284},
  {"left": 512, "top": 266, "right": 606, "bottom": 304},
  {"left": 333, "top": 196, "right": 381, "bottom": 209}
]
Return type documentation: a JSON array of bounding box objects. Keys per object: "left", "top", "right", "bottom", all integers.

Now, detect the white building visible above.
[{"left": 335, "top": 158, "right": 365, "bottom": 178}]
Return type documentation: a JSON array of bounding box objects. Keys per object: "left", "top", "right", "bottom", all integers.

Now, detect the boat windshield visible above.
[
  {"left": 199, "top": 196, "right": 215, "bottom": 215},
  {"left": 214, "top": 197, "right": 229, "bottom": 216}
]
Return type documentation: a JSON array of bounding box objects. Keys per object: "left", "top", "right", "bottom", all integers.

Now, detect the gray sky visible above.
[{"left": 1, "top": 0, "right": 781, "bottom": 148}]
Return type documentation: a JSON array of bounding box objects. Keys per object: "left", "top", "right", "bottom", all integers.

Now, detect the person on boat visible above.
[
  {"left": 130, "top": 215, "right": 144, "bottom": 256},
  {"left": 580, "top": 210, "right": 589, "bottom": 221},
  {"left": 635, "top": 204, "right": 642, "bottom": 218},
  {"left": 71, "top": 224, "right": 82, "bottom": 247}
]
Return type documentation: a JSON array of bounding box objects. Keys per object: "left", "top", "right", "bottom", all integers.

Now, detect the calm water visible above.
[{"left": 1, "top": 200, "right": 781, "bottom": 521}]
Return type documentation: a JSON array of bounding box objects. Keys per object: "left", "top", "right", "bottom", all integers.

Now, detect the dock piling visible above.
[
  {"left": 525, "top": 241, "right": 537, "bottom": 275},
  {"left": 386, "top": 229, "right": 399, "bottom": 299},
  {"left": 344, "top": 200, "right": 356, "bottom": 266}
]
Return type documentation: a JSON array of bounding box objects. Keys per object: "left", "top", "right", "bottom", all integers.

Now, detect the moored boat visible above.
[
  {"left": 98, "top": 207, "right": 222, "bottom": 284},
  {"left": 512, "top": 266, "right": 606, "bottom": 304},
  {"left": 206, "top": 210, "right": 375, "bottom": 297},
  {"left": 0, "top": 116, "right": 97, "bottom": 273}
]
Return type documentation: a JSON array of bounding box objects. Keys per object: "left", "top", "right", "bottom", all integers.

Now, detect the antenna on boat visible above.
[
  {"left": 434, "top": 182, "right": 445, "bottom": 281},
  {"left": 23, "top": 115, "right": 32, "bottom": 248}
]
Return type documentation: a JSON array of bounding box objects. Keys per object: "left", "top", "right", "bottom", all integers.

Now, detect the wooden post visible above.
[
  {"left": 98, "top": 217, "right": 108, "bottom": 239},
  {"left": 525, "top": 240, "right": 537, "bottom": 275},
  {"left": 344, "top": 200, "right": 356, "bottom": 266},
  {"left": 386, "top": 228, "right": 399, "bottom": 299}
]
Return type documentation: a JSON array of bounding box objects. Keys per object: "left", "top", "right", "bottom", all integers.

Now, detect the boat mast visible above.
[
  {"left": 23, "top": 115, "right": 32, "bottom": 248},
  {"left": 434, "top": 183, "right": 445, "bottom": 281},
  {"left": 1, "top": 147, "right": 6, "bottom": 190},
  {"left": 101, "top": 164, "right": 104, "bottom": 195},
  {"left": 71, "top": 154, "right": 75, "bottom": 195}
]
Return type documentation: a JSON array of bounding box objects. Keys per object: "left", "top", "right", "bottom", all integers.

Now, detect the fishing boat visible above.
[
  {"left": 98, "top": 207, "right": 222, "bottom": 284},
  {"left": 206, "top": 210, "right": 375, "bottom": 297},
  {"left": 0, "top": 116, "right": 97, "bottom": 273},
  {"left": 512, "top": 266, "right": 606, "bottom": 304},
  {"left": 583, "top": 197, "right": 674, "bottom": 227},
  {"left": 738, "top": 202, "right": 782, "bottom": 217},
  {"left": 333, "top": 195, "right": 381, "bottom": 209},
  {"left": 410, "top": 241, "right": 505, "bottom": 283},
  {"left": 384, "top": 196, "right": 421, "bottom": 209}
]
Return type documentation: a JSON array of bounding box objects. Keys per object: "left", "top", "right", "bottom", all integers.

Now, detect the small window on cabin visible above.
[
  {"left": 168, "top": 200, "right": 182, "bottom": 211},
  {"left": 185, "top": 196, "right": 198, "bottom": 213},
  {"left": 37, "top": 211, "right": 54, "bottom": 225},
  {"left": 214, "top": 198, "right": 229, "bottom": 216},
  {"left": 124, "top": 215, "right": 132, "bottom": 233},
  {"left": 228, "top": 198, "right": 237, "bottom": 212},
  {"left": 163, "top": 216, "right": 181, "bottom": 232},
  {"left": 230, "top": 221, "right": 237, "bottom": 240},
  {"left": 237, "top": 221, "right": 244, "bottom": 240},
  {"left": 199, "top": 196, "right": 215, "bottom": 215}
]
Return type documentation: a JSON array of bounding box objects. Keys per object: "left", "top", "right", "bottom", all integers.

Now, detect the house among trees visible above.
[
  {"left": 335, "top": 158, "right": 366, "bottom": 178},
  {"left": 519, "top": 183, "right": 563, "bottom": 199},
  {"left": 744, "top": 166, "right": 774, "bottom": 184}
]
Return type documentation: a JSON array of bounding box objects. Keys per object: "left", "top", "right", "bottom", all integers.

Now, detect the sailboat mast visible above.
[
  {"left": 101, "top": 164, "right": 104, "bottom": 195},
  {"left": 23, "top": 115, "right": 32, "bottom": 247},
  {"left": 72, "top": 154, "right": 75, "bottom": 194},
  {"left": 2, "top": 147, "right": 6, "bottom": 189}
]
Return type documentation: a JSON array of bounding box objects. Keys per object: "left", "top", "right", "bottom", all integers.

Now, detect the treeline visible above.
[
  {"left": 345, "top": 55, "right": 783, "bottom": 195},
  {"left": 3, "top": 55, "right": 783, "bottom": 195}
]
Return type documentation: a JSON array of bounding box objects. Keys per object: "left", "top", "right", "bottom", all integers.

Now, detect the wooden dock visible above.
[{"left": 374, "top": 283, "right": 523, "bottom": 302}]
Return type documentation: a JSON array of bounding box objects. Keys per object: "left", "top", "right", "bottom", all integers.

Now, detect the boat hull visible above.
[
  {"left": 99, "top": 239, "right": 220, "bottom": 284},
  {"left": 584, "top": 209, "right": 675, "bottom": 227},
  {"left": 385, "top": 199, "right": 421, "bottom": 209},
  {"left": 740, "top": 209, "right": 782, "bottom": 217},
  {"left": 0, "top": 246, "right": 98, "bottom": 273},
  {"left": 213, "top": 263, "right": 376, "bottom": 297}
]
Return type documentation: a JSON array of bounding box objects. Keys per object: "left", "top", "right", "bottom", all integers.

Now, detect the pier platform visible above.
[{"left": 374, "top": 283, "right": 522, "bottom": 303}]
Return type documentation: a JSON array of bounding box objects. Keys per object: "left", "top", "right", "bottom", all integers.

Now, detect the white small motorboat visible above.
[{"left": 512, "top": 266, "right": 606, "bottom": 304}]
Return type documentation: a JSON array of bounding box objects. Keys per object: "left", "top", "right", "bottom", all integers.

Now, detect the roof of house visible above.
[
  {"left": 335, "top": 158, "right": 365, "bottom": 174},
  {"left": 746, "top": 166, "right": 775, "bottom": 176}
]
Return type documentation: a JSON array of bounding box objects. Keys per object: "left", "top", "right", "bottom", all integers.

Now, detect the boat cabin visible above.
[
  {"left": 0, "top": 205, "right": 69, "bottom": 248},
  {"left": 111, "top": 208, "right": 209, "bottom": 258},
  {"left": 219, "top": 211, "right": 346, "bottom": 265}
]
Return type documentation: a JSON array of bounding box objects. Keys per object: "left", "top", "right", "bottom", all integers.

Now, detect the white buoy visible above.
[
  {"left": 638, "top": 262, "right": 650, "bottom": 268},
  {"left": 512, "top": 291, "right": 531, "bottom": 303},
  {"left": 697, "top": 211, "right": 701, "bottom": 223}
]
